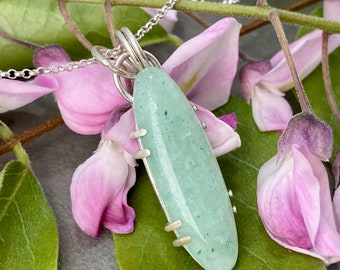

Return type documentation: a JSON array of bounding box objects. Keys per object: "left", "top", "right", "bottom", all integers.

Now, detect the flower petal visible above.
[
  {"left": 324, "top": 0, "right": 340, "bottom": 21},
  {"left": 102, "top": 108, "right": 140, "bottom": 154},
  {"left": 70, "top": 140, "right": 136, "bottom": 236},
  {"left": 0, "top": 77, "right": 57, "bottom": 113},
  {"left": 260, "top": 30, "right": 340, "bottom": 92},
  {"left": 239, "top": 60, "right": 272, "bottom": 103},
  {"left": 258, "top": 144, "right": 340, "bottom": 264},
  {"left": 251, "top": 86, "right": 293, "bottom": 131},
  {"left": 34, "top": 45, "right": 128, "bottom": 134},
  {"left": 163, "top": 17, "right": 241, "bottom": 110},
  {"left": 333, "top": 187, "right": 340, "bottom": 232},
  {"left": 218, "top": 112, "right": 237, "bottom": 131},
  {"left": 194, "top": 103, "right": 240, "bottom": 157},
  {"left": 278, "top": 113, "right": 333, "bottom": 161},
  {"left": 332, "top": 149, "right": 340, "bottom": 188},
  {"left": 257, "top": 152, "right": 313, "bottom": 249}
]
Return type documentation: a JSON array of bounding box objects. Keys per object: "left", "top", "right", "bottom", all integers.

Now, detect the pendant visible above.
[
  {"left": 92, "top": 27, "right": 238, "bottom": 270},
  {"left": 132, "top": 67, "right": 238, "bottom": 270}
]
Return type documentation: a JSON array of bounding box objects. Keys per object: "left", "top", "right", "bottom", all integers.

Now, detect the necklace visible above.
[{"left": 1, "top": 1, "right": 238, "bottom": 269}]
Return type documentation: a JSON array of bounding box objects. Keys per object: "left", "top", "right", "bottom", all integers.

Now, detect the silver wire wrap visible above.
[
  {"left": 113, "top": 27, "right": 161, "bottom": 103},
  {"left": 92, "top": 27, "right": 161, "bottom": 103}
]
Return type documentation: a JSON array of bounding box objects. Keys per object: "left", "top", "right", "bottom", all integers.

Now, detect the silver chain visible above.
[
  {"left": 0, "top": 0, "right": 178, "bottom": 80},
  {"left": 135, "top": 0, "right": 177, "bottom": 41}
]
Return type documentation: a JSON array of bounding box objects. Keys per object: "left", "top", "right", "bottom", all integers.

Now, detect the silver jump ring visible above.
[
  {"left": 113, "top": 51, "right": 161, "bottom": 103},
  {"left": 115, "top": 27, "right": 150, "bottom": 70},
  {"left": 91, "top": 45, "right": 137, "bottom": 79}
]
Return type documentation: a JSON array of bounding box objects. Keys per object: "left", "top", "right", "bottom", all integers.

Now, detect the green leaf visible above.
[
  {"left": 114, "top": 96, "right": 326, "bottom": 270},
  {"left": 302, "top": 47, "right": 340, "bottom": 156},
  {"left": 0, "top": 160, "right": 59, "bottom": 269},
  {"left": 0, "top": 0, "right": 177, "bottom": 70}
]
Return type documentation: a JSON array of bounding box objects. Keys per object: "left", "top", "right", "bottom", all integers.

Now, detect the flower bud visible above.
[{"left": 278, "top": 112, "right": 333, "bottom": 161}]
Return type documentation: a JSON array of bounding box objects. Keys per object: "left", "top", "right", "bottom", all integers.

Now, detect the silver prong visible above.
[
  {"left": 228, "top": 190, "right": 234, "bottom": 197},
  {"left": 173, "top": 236, "right": 191, "bottom": 247},
  {"left": 130, "top": 128, "right": 147, "bottom": 139},
  {"left": 164, "top": 220, "right": 182, "bottom": 232},
  {"left": 133, "top": 149, "right": 151, "bottom": 159},
  {"left": 232, "top": 206, "right": 237, "bottom": 214},
  {"left": 192, "top": 105, "right": 198, "bottom": 111},
  {"left": 201, "top": 122, "right": 207, "bottom": 129}
]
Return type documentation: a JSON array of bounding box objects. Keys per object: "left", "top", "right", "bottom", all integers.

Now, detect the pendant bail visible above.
[
  {"left": 112, "top": 27, "right": 161, "bottom": 103},
  {"left": 91, "top": 27, "right": 161, "bottom": 104}
]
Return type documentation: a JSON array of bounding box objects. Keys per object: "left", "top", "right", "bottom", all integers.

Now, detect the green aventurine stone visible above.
[{"left": 133, "top": 67, "right": 238, "bottom": 270}]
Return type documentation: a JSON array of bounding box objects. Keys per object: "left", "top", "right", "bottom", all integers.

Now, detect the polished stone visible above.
[{"left": 133, "top": 67, "right": 238, "bottom": 270}]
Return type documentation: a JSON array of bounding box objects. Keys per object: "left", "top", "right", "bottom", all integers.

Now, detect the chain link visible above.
[
  {"left": 135, "top": 0, "right": 178, "bottom": 41},
  {"left": 0, "top": 0, "right": 177, "bottom": 80},
  {"left": 0, "top": 58, "right": 97, "bottom": 80}
]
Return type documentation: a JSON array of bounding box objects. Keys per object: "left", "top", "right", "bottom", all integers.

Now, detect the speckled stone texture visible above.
[{"left": 134, "top": 67, "right": 238, "bottom": 269}]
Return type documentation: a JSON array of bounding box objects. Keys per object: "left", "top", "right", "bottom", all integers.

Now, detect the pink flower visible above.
[
  {"left": 257, "top": 113, "right": 340, "bottom": 264},
  {"left": 239, "top": 0, "right": 340, "bottom": 132},
  {"left": 258, "top": 144, "right": 340, "bottom": 264},
  {"left": 71, "top": 140, "right": 136, "bottom": 236}
]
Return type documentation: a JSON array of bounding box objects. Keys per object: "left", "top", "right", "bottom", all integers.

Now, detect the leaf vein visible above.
[
  {"left": 227, "top": 154, "right": 259, "bottom": 172},
  {"left": 239, "top": 245, "right": 275, "bottom": 270},
  {"left": 0, "top": 165, "right": 27, "bottom": 223},
  {"left": 15, "top": 200, "right": 36, "bottom": 263}
]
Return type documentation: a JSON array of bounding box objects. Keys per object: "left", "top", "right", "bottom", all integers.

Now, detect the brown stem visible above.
[
  {"left": 269, "top": 11, "right": 313, "bottom": 114},
  {"left": 321, "top": 32, "right": 340, "bottom": 126},
  {"left": 0, "top": 28, "right": 42, "bottom": 51},
  {"left": 0, "top": 116, "right": 64, "bottom": 155},
  {"left": 104, "top": 0, "right": 118, "bottom": 47},
  {"left": 182, "top": 11, "right": 210, "bottom": 29},
  {"left": 241, "top": 0, "right": 321, "bottom": 35},
  {"left": 57, "top": 0, "right": 93, "bottom": 50}
]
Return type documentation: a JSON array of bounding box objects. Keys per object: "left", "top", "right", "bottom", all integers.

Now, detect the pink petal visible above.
[
  {"left": 324, "top": 0, "right": 340, "bottom": 21},
  {"left": 258, "top": 144, "right": 340, "bottom": 264},
  {"left": 332, "top": 149, "right": 340, "bottom": 188},
  {"left": 278, "top": 113, "right": 333, "bottom": 161},
  {"left": 257, "top": 152, "right": 313, "bottom": 249},
  {"left": 0, "top": 77, "right": 56, "bottom": 113},
  {"left": 194, "top": 103, "right": 240, "bottom": 157},
  {"left": 102, "top": 108, "right": 140, "bottom": 154},
  {"left": 239, "top": 60, "right": 272, "bottom": 103},
  {"left": 251, "top": 87, "right": 292, "bottom": 131},
  {"left": 71, "top": 140, "right": 136, "bottom": 236},
  {"left": 261, "top": 30, "right": 340, "bottom": 92},
  {"left": 301, "top": 146, "right": 340, "bottom": 262},
  {"left": 333, "top": 187, "right": 340, "bottom": 232},
  {"left": 33, "top": 44, "right": 71, "bottom": 67},
  {"left": 218, "top": 112, "right": 237, "bottom": 130},
  {"left": 34, "top": 45, "right": 128, "bottom": 134},
  {"left": 163, "top": 18, "right": 241, "bottom": 110}
]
